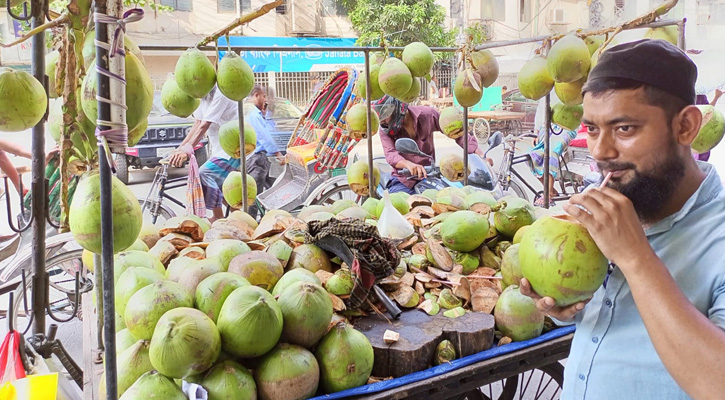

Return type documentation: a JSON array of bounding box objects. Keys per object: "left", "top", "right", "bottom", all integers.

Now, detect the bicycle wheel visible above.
[
  {"left": 311, "top": 183, "right": 366, "bottom": 207},
  {"left": 137, "top": 198, "right": 176, "bottom": 224},
  {"left": 464, "top": 363, "right": 564, "bottom": 400},
  {"left": 507, "top": 179, "right": 529, "bottom": 202},
  {"left": 7, "top": 249, "right": 93, "bottom": 335}
]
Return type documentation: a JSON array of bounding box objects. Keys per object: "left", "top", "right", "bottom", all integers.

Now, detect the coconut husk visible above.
[
  {"left": 471, "top": 287, "right": 499, "bottom": 313},
  {"left": 451, "top": 264, "right": 464, "bottom": 275},
  {"left": 421, "top": 218, "right": 439, "bottom": 228},
  {"left": 449, "top": 275, "right": 471, "bottom": 304},
  {"left": 411, "top": 242, "right": 427, "bottom": 255},
  {"left": 159, "top": 219, "right": 205, "bottom": 242},
  {"left": 480, "top": 247, "right": 501, "bottom": 270},
  {"left": 222, "top": 219, "right": 256, "bottom": 238},
  {"left": 407, "top": 195, "right": 432, "bottom": 209},
  {"left": 470, "top": 203, "right": 492, "bottom": 215},
  {"left": 432, "top": 203, "right": 460, "bottom": 214},
  {"left": 498, "top": 336, "right": 513, "bottom": 346},
  {"left": 411, "top": 205, "right": 435, "bottom": 218},
  {"left": 401, "top": 272, "right": 415, "bottom": 287},
  {"left": 429, "top": 288, "right": 443, "bottom": 297},
  {"left": 414, "top": 281, "right": 425, "bottom": 296},
  {"left": 253, "top": 215, "right": 298, "bottom": 240},
  {"left": 377, "top": 276, "right": 403, "bottom": 292},
  {"left": 159, "top": 233, "right": 193, "bottom": 250},
  {"left": 148, "top": 240, "right": 178, "bottom": 265},
  {"left": 476, "top": 267, "right": 498, "bottom": 277},
  {"left": 426, "top": 238, "right": 454, "bottom": 271},
  {"left": 315, "top": 269, "right": 335, "bottom": 286},
  {"left": 188, "top": 242, "right": 211, "bottom": 249},
  {"left": 383, "top": 330, "right": 400, "bottom": 344},
  {"left": 414, "top": 272, "right": 433, "bottom": 283},
  {"left": 391, "top": 286, "right": 418, "bottom": 307},
  {"left": 397, "top": 235, "right": 419, "bottom": 250},
  {"left": 203, "top": 226, "right": 250, "bottom": 242},
  {"left": 245, "top": 241, "right": 267, "bottom": 251},
  {"left": 424, "top": 281, "right": 442, "bottom": 289},
  {"left": 405, "top": 213, "right": 423, "bottom": 228},
  {"left": 427, "top": 266, "right": 450, "bottom": 281},
  {"left": 178, "top": 246, "right": 205, "bottom": 260},
  {"left": 329, "top": 293, "right": 346, "bottom": 311},
  {"left": 418, "top": 299, "right": 438, "bottom": 315}
]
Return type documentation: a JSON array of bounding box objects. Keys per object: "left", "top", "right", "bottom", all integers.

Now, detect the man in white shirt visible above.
[{"left": 169, "top": 86, "right": 239, "bottom": 221}]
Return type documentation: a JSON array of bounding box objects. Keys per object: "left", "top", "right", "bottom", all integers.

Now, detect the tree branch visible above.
[
  {"left": 0, "top": 14, "right": 69, "bottom": 48},
  {"left": 196, "top": 0, "right": 283, "bottom": 48}
]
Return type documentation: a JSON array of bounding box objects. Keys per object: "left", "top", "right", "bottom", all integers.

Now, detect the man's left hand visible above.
[
  {"left": 275, "top": 154, "right": 286, "bottom": 166},
  {"left": 562, "top": 187, "right": 652, "bottom": 268}
]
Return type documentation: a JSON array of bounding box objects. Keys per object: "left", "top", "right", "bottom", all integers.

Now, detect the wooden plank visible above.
[
  {"left": 467, "top": 111, "right": 526, "bottom": 121},
  {"left": 82, "top": 292, "right": 103, "bottom": 400}
]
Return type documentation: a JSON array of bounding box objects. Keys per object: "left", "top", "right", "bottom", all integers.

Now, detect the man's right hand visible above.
[
  {"left": 168, "top": 150, "right": 189, "bottom": 167},
  {"left": 403, "top": 161, "right": 427, "bottom": 179},
  {"left": 519, "top": 277, "right": 589, "bottom": 322}
]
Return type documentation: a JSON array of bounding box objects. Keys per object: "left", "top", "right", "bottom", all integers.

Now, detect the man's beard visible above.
[{"left": 597, "top": 140, "right": 685, "bottom": 222}]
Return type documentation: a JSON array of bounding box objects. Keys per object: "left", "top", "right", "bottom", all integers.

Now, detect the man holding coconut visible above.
[{"left": 521, "top": 39, "right": 725, "bottom": 399}]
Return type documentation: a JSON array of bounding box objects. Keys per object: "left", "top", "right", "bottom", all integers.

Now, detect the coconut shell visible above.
[
  {"left": 203, "top": 226, "right": 250, "bottom": 242},
  {"left": 472, "top": 287, "right": 499, "bottom": 313},
  {"left": 426, "top": 238, "right": 454, "bottom": 272},
  {"left": 159, "top": 218, "right": 205, "bottom": 242},
  {"left": 159, "top": 232, "right": 193, "bottom": 250}
]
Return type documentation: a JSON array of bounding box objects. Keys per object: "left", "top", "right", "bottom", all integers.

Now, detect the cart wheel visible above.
[
  {"left": 474, "top": 363, "right": 565, "bottom": 400},
  {"left": 310, "top": 183, "right": 365, "bottom": 207},
  {"left": 473, "top": 118, "right": 491, "bottom": 143}
]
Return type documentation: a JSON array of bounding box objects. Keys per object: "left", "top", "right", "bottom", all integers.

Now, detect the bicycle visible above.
[{"left": 137, "top": 160, "right": 182, "bottom": 224}]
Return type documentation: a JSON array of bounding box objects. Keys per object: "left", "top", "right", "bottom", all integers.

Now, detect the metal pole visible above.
[
  {"left": 238, "top": 100, "right": 248, "bottom": 212},
  {"left": 463, "top": 107, "right": 469, "bottom": 186},
  {"left": 30, "top": 0, "right": 47, "bottom": 337},
  {"left": 364, "top": 50, "right": 376, "bottom": 199},
  {"left": 677, "top": 18, "right": 686, "bottom": 50},
  {"left": 96, "top": 0, "right": 119, "bottom": 397},
  {"left": 543, "top": 93, "right": 551, "bottom": 208}
]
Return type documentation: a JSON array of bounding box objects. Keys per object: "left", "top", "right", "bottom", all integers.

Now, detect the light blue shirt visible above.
[
  {"left": 246, "top": 107, "right": 280, "bottom": 155},
  {"left": 562, "top": 162, "right": 725, "bottom": 400}
]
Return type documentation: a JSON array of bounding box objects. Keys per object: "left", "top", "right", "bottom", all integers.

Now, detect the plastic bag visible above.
[
  {"left": 0, "top": 331, "right": 26, "bottom": 384},
  {"left": 377, "top": 190, "right": 414, "bottom": 240}
]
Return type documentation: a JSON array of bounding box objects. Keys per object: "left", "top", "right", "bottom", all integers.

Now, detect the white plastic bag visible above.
[{"left": 377, "top": 190, "right": 414, "bottom": 240}]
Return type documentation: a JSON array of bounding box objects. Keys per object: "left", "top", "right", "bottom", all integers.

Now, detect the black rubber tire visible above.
[{"left": 116, "top": 155, "right": 130, "bottom": 184}]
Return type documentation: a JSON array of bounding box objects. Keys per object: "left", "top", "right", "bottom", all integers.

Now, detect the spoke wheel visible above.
[
  {"left": 311, "top": 183, "right": 366, "bottom": 207},
  {"left": 138, "top": 198, "right": 176, "bottom": 224},
  {"left": 473, "top": 363, "right": 565, "bottom": 400},
  {"left": 473, "top": 118, "right": 491, "bottom": 143}
]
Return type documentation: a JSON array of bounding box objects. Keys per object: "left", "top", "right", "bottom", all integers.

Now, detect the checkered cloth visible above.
[
  {"left": 304, "top": 219, "right": 400, "bottom": 308},
  {"left": 180, "top": 144, "right": 206, "bottom": 217}
]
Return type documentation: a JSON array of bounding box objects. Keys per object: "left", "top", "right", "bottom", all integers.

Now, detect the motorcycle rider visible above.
[{"left": 373, "top": 95, "right": 486, "bottom": 194}]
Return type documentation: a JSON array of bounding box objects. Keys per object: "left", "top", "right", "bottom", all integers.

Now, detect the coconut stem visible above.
[
  {"left": 196, "top": 0, "right": 283, "bottom": 47},
  {"left": 0, "top": 14, "right": 69, "bottom": 48}
]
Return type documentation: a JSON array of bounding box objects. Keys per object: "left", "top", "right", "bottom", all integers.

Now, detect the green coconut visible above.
[
  {"left": 161, "top": 77, "right": 200, "bottom": 118},
  {"left": 518, "top": 57, "right": 554, "bottom": 100},
  {"left": 337, "top": 206, "right": 370, "bottom": 221},
  {"left": 124, "top": 280, "right": 194, "bottom": 340},
  {"left": 114, "top": 340, "right": 154, "bottom": 396},
  {"left": 0, "top": 68, "right": 48, "bottom": 132},
  {"left": 82, "top": 29, "right": 144, "bottom": 68},
  {"left": 500, "top": 243, "right": 522, "bottom": 287},
  {"left": 439, "top": 106, "right": 464, "bottom": 139},
  {"left": 177, "top": 257, "right": 226, "bottom": 295},
  {"left": 255, "top": 344, "right": 320, "bottom": 400},
  {"left": 362, "top": 197, "right": 380, "bottom": 217},
  {"left": 330, "top": 199, "right": 358, "bottom": 215},
  {"left": 113, "top": 250, "right": 166, "bottom": 282},
  {"left": 195, "top": 272, "right": 250, "bottom": 322},
  {"left": 69, "top": 173, "right": 143, "bottom": 255},
  {"left": 128, "top": 118, "right": 148, "bottom": 147},
  {"left": 217, "top": 286, "right": 284, "bottom": 358},
  {"left": 692, "top": 105, "right": 725, "bottom": 153},
  {"left": 346, "top": 103, "right": 380, "bottom": 139},
  {"left": 315, "top": 322, "right": 374, "bottom": 393},
  {"left": 272, "top": 269, "right": 322, "bottom": 297},
  {"left": 115, "top": 267, "right": 165, "bottom": 316},
  {"left": 452, "top": 250, "right": 480, "bottom": 275},
  {"left": 288, "top": 244, "right": 332, "bottom": 273},
  {"left": 81, "top": 53, "right": 153, "bottom": 133},
  {"left": 375, "top": 192, "right": 410, "bottom": 217},
  {"left": 174, "top": 48, "right": 216, "bottom": 98},
  {"left": 644, "top": 26, "right": 679, "bottom": 46},
  {"left": 454, "top": 69, "right": 483, "bottom": 108},
  {"left": 494, "top": 285, "right": 545, "bottom": 341},
  {"left": 116, "top": 329, "right": 138, "bottom": 355},
  {"left": 119, "top": 371, "right": 186, "bottom": 400},
  {"left": 219, "top": 119, "right": 257, "bottom": 159},
  {"left": 149, "top": 307, "right": 221, "bottom": 378},
  {"left": 199, "top": 360, "right": 257, "bottom": 400},
  {"left": 584, "top": 35, "right": 605, "bottom": 55},
  {"left": 466, "top": 191, "right": 497, "bottom": 207},
  {"left": 278, "top": 281, "right": 333, "bottom": 348},
  {"left": 554, "top": 78, "right": 585, "bottom": 106},
  {"left": 471, "top": 49, "right": 500, "bottom": 87},
  {"left": 547, "top": 35, "right": 591, "bottom": 83},
  {"left": 493, "top": 196, "right": 535, "bottom": 238},
  {"left": 228, "top": 251, "right": 284, "bottom": 291},
  {"left": 378, "top": 57, "right": 413, "bottom": 100},
  {"left": 222, "top": 172, "right": 257, "bottom": 209},
  {"left": 519, "top": 214, "right": 608, "bottom": 306},
  {"left": 296, "top": 205, "right": 332, "bottom": 221},
  {"left": 355, "top": 63, "right": 385, "bottom": 101},
  {"left": 402, "top": 42, "right": 434, "bottom": 78},
  {"left": 266, "top": 240, "right": 294, "bottom": 269},
  {"left": 165, "top": 256, "right": 196, "bottom": 282},
  {"left": 229, "top": 210, "right": 259, "bottom": 229},
  {"left": 421, "top": 189, "right": 438, "bottom": 201},
  {"left": 552, "top": 103, "right": 584, "bottom": 131},
  {"left": 46, "top": 50, "right": 60, "bottom": 98},
  {"left": 400, "top": 77, "right": 422, "bottom": 103},
  {"left": 217, "top": 51, "right": 255, "bottom": 101},
  {"left": 324, "top": 269, "right": 354, "bottom": 296},
  {"left": 205, "top": 239, "right": 251, "bottom": 270},
  {"left": 440, "top": 211, "right": 489, "bottom": 252}
]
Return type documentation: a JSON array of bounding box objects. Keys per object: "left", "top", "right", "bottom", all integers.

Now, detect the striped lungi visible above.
[{"left": 199, "top": 157, "right": 241, "bottom": 209}]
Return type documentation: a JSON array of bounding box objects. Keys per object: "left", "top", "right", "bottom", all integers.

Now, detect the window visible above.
[
  {"left": 481, "top": 0, "right": 505, "bottom": 21},
  {"left": 218, "top": 0, "right": 235, "bottom": 12},
  {"left": 519, "top": 0, "right": 530, "bottom": 22},
  {"left": 240, "top": 0, "right": 251, "bottom": 12},
  {"left": 321, "top": 0, "right": 347, "bottom": 17},
  {"left": 161, "top": 0, "right": 192, "bottom": 12}
]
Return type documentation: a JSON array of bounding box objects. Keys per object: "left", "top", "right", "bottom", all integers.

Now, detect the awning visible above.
[{"left": 217, "top": 36, "right": 364, "bottom": 73}]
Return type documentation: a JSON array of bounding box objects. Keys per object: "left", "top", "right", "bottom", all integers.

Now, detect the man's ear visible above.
[{"left": 673, "top": 105, "right": 703, "bottom": 146}]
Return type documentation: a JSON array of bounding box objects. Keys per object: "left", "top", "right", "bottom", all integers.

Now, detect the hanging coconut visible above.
[
  {"left": 439, "top": 106, "right": 464, "bottom": 139},
  {"left": 400, "top": 77, "right": 422, "bottom": 103},
  {"left": 518, "top": 57, "right": 554, "bottom": 100},
  {"left": 346, "top": 159, "right": 380, "bottom": 196},
  {"left": 149, "top": 307, "right": 222, "bottom": 379},
  {"left": 315, "top": 322, "right": 374, "bottom": 394},
  {"left": 0, "top": 68, "right": 47, "bottom": 132},
  {"left": 216, "top": 286, "right": 284, "bottom": 358},
  {"left": 355, "top": 62, "right": 385, "bottom": 101},
  {"left": 471, "top": 49, "right": 500, "bottom": 88},
  {"left": 554, "top": 78, "right": 585, "bottom": 106},
  {"left": 222, "top": 171, "right": 257, "bottom": 209},
  {"left": 552, "top": 103, "right": 584, "bottom": 131},
  {"left": 346, "top": 103, "right": 379, "bottom": 139},
  {"left": 519, "top": 214, "right": 608, "bottom": 306},
  {"left": 219, "top": 119, "right": 257, "bottom": 159},
  {"left": 161, "top": 77, "right": 201, "bottom": 118},
  {"left": 546, "top": 35, "right": 591, "bottom": 83},
  {"left": 644, "top": 26, "right": 678, "bottom": 46},
  {"left": 45, "top": 50, "right": 60, "bottom": 99},
  {"left": 217, "top": 51, "right": 255, "bottom": 101},
  {"left": 255, "top": 343, "right": 320, "bottom": 400},
  {"left": 378, "top": 58, "right": 413, "bottom": 100},
  {"left": 69, "top": 173, "right": 143, "bottom": 255},
  {"left": 82, "top": 29, "right": 145, "bottom": 69},
  {"left": 454, "top": 69, "right": 483, "bottom": 108},
  {"left": 174, "top": 48, "right": 217, "bottom": 98},
  {"left": 402, "top": 42, "right": 434, "bottom": 78}
]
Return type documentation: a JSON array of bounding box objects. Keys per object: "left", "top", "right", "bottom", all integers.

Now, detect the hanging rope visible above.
[{"left": 92, "top": 8, "right": 144, "bottom": 170}]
